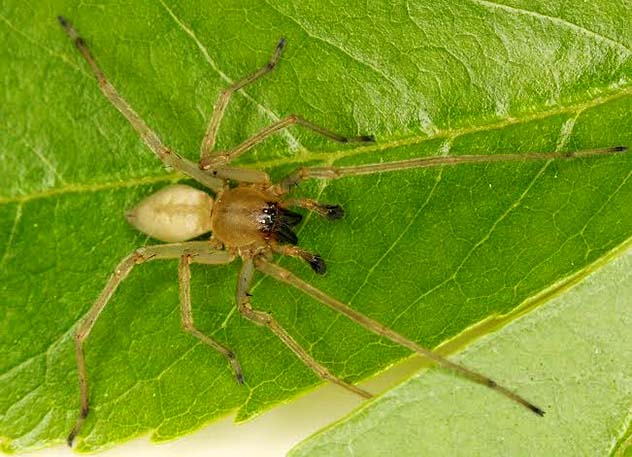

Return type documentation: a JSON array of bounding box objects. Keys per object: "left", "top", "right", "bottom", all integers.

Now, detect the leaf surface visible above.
[
  {"left": 1, "top": 0, "right": 631, "bottom": 452},
  {"left": 290, "top": 242, "right": 632, "bottom": 457}
]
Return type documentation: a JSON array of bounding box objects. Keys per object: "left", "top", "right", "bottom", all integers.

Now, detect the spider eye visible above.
[{"left": 258, "top": 204, "right": 277, "bottom": 232}]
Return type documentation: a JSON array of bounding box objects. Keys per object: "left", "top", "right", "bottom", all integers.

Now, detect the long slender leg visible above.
[
  {"left": 199, "top": 38, "right": 286, "bottom": 164},
  {"left": 200, "top": 114, "right": 375, "bottom": 170},
  {"left": 236, "top": 258, "right": 372, "bottom": 399},
  {"left": 67, "top": 242, "right": 234, "bottom": 446},
  {"left": 57, "top": 16, "right": 223, "bottom": 192},
  {"left": 178, "top": 255, "right": 243, "bottom": 383},
  {"left": 255, "top": 258, "right": 545, "bottom": 416},
  {"left": 278, "top": 145, "right": 628, "bottom": 192},
  {"left": 205, "top": 165, "right": 271, "bottom": 184}
]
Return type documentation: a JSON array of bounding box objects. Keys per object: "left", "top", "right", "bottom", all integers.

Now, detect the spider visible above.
[{"left": 58, "top": 15, "right": 628, "bottom": 447}]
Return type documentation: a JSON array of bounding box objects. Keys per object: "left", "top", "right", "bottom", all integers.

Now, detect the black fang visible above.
[
  {"left": 278, "top": 207, "right": 302, "bottom": 227},
  {"left": 259, "top": 203, "right": 302, "bottom": 245}
]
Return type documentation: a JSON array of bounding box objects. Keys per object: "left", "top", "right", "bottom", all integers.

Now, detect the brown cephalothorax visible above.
[
  {"left": 59, "top": 15, "right": 629, "bottom": 447},
  {"left": 212, "top": 187, "right": 278, "bottom": 248},
  {"left": 210, "top": 186, "right": 303, "bottom": 251}
]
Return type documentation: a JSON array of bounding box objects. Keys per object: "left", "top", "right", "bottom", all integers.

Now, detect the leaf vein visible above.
[
  {"left": 471, "top": 0, "right": 632, "bottom": 56},
  {"left": 347, "top": 163, "right": 445, "bottom": 309},
  {"left": 0, "top": 13, "right": 85, "bottom": 75},
  {"left": 581, "top": 168, "right": 632, "bottom": 258},
  {"left": 2, "top": 86, "right": 630, "bottom": 205},
  {"left": 156, "top": 0, "right": 302, "bottom": 151},
  {"left": 391, "top": 161, "right": 551, "bottom": 327},
  {"left": 262, "top": 0, "right": 405, "bottom": 96},
  {"left": 1, "top": 202, "right": 22, "bottom": 267}
]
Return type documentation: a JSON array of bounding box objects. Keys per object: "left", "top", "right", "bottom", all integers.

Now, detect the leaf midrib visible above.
[{"left": 3, "top": 82, "right": 631, "bottom": 205}]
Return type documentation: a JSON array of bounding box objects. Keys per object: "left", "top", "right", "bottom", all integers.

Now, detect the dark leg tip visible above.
[
  {"left": 529, "top": 404, "right": 545, "bottom": 417},
  {"left": 236, "top": 372, "right": 245, "bottom": 384},
  {"left": 308, "top": 255, "right": 326, "bottom": 275},
  {"left": 267, "top": 37, "right": 286, "bottom": 69},
  {"left": 346, "top": 134, "right": 375, "bottom": 143},
  {"left": 67, "top": 430, "right": 77, "bottom": 447},
  {"left": 323, "top": 204, "right": 344, "bottom": 220},
  {"left": 57, "top": 15, "right": 68, "bottom": 27},
  {"left": 613, "top": 145, "right": 628, "bottom": 152}
]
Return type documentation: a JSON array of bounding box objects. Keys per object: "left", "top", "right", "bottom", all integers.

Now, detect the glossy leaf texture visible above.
[{"left": 1, "top": 0, "right": 632, "bottom": 452}]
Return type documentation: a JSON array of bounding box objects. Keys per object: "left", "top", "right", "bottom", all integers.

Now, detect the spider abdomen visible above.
[{"left": 126, "top": 184, "right": 214, "bottom": 242}]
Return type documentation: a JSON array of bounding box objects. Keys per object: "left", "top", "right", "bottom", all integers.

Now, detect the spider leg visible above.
[
  {"left": 277, "top": 145, "right": 628, "bottom": 192},
  {"left": 255, "top": 257, "right": 546, "bottom": 417},
  {"left": 235, "top": 258, "right": 372, "bottom": 399},
  {"left": 199, "top": 37, "right": 286, "bottom": 165},
  {"left": 57, "top": 16, "right": 223, "bottom": 192},
  {"left": 67, "top": 242, "right": 234, "bottom": 447},
  {"left": 204, "top": 165, "right": 271, "bottom": 184},
  {"left": 205, "top": 113, "right": 376, "bottom": 183},
  {"left": 200, "top": 114, "right": 375, "bottom": 171},
  {"left": 272, "top": 244, "right": 327, "bottom": 275},
  {"left": 283, "top": 198, "right": 344, "bottom": 221},
  {"left": 179, "top": 255, "right": 243, "bottom": 383}
]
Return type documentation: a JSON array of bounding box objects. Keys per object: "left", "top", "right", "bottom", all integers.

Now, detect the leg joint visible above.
[
  {"left": 221, "top": 86, "right": 236, "bottom": 99},
  {"left": 181, "top": 320, "right": 194, "bottom": 332},
  {"left": 132, "top": 249, "right": 151, "bottom": 263},
  {"left": 238, "top": 304, "right": 272, "bottom": 326},
  {"left": 286, "top": 114, "right": 300, "bottom": 124}
]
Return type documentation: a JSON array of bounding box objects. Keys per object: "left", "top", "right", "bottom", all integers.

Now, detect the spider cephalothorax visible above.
[{"left": 209, "top": 186, "right": 304, "bottom": 249}]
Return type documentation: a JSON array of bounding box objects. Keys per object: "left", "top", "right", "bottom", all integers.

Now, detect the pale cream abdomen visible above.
[{"left": 126, "top": 184, "right": 214, "bottom": 242}]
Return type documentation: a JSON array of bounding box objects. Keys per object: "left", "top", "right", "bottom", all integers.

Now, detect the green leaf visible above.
[
  {"left": 2, "top": 0, "right": 631, "bottom": 453},
  {"left": 289, "top": 242, "right": 632, "bottom": 457}
]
